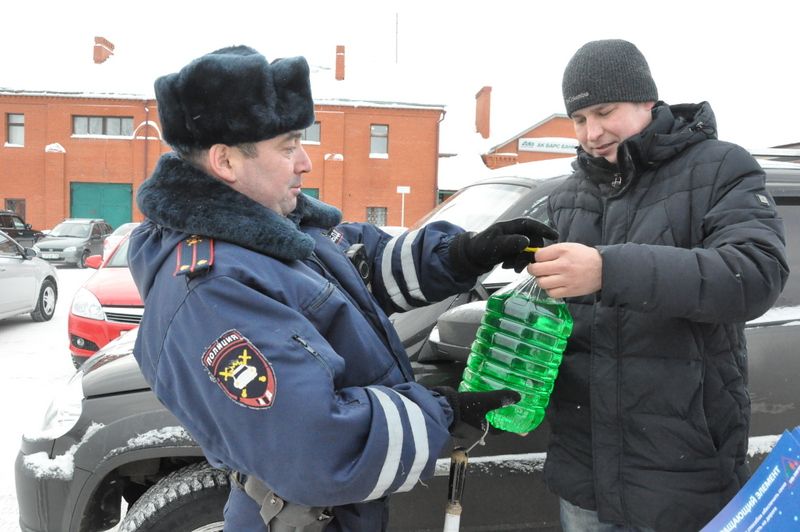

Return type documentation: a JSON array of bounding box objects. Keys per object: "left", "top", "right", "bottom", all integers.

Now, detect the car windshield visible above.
[
  {"left": 106, "top": 237, "right": 130, "bottom": 267},
  {"left": 49, "top": 222, "right": 90, "bottom": 238},
  {"left": 411, "top": 183, "right": 532, "bottom": 232}
]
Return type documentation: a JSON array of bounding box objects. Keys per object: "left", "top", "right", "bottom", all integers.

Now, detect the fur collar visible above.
[{"left": 137, "top": 152, "right": 342, "bottom": 260}]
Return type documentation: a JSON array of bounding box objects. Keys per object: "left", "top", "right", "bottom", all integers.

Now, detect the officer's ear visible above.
[{"left": 207, "top": 144, "right": 237, "bottom": 184}]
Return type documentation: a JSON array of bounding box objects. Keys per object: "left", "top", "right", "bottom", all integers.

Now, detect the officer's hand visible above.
[
  {"left": 448, "top": 218, "right": 559, "bottom": 277},
  {"left": 432, "top": 386, "right": 521, "bottom": 437}
]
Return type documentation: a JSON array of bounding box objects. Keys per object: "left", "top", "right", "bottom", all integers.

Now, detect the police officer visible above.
[{"left": 128, "top": 45, "right": 556, "bottom": 531}]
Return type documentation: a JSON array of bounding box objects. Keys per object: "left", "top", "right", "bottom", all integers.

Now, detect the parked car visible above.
[
  {"left": 0, "top": 230, "right": 58, "bottom": 322},
  {"left": 102, "top": 222, "right": 140, "bottom": 261},
  {"left": 68, "top": 236, "right": 144, "bottom": 368},
  {"left": 0, "top": 210, "right": 44, "bottom": 248},
  {"left": 15, "top": 156, "right": 800, "bottom": 531},
  {"left": 33, "top": 218, "right": 113, "bottom": 268}
]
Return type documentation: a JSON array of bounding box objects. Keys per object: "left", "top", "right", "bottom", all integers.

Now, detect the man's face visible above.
[
  {"left": 571, "top": 101, "right": 655, "bottom": 164},
  {"left": 229, "top": 131, "right": 312, "bottom": 216}
]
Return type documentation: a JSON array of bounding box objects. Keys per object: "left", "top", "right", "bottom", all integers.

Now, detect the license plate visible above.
[{"left": 41, "top": 253, "right": 59, "bottom": 259}]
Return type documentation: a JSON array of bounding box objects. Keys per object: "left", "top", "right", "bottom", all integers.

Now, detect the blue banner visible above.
[{"left": 701, "top": 428, "right": 800, "bottom": 531}]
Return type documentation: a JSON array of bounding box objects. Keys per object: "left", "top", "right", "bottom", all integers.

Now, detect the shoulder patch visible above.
[
  {"left": 174, "top": 235, "right": 214, "bottom": 277},
  {"left": 327, "top": 228, "right": 344, "bottom": 245},
  {"left": 202, "top": 329, "right": 277, "bottom": 409}
]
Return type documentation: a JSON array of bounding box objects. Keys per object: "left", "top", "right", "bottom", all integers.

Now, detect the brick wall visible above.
[{"left": 2, "top": 93, "right": 443, "bottom": 230}]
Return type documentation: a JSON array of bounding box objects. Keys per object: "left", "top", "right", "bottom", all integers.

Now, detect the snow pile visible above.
[
  {"left": 434, "top": 452, "right": 547, "bottom": 476},
  {"left": 109, "top": 426, "right": 192, "bottom": 458},
  {"left": 22, "top": 423, "right": 104, "bottom": 480}
]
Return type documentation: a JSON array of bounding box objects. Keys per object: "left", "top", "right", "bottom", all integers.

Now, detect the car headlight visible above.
[
  {"left": 32, "top": 244, "right": 41, "bottom": 252},
  {"left": 23, "top": 371, "right": 84, "bottom": 441},
  {"left": 64, "top": 246, "right": 76, "bottom": 253},
  {"left": 71, "top": 287, "right": 106, "bottom": 321}
]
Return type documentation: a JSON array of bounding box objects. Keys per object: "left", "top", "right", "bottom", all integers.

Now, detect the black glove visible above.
[
  {"left": 433, "top": 386, "right": 521, "bottom": 436},
  {"left": 448, "top": 217, "right": 559, "bottom": 277}
]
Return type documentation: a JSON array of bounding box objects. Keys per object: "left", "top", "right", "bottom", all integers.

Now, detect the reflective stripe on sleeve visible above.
[
  {"left": 380, "top": 234, "right": 412, "bottom": 310},
  {"left": 365, "top": 387, "right": 430, "bottom": 499},
  {"left": 393, "top": 391, "right": 430, "bottom": 492},
  {"left": 400, "top": 230, "right": 427, "bottom": 303},
  {"left": 365, "top": 387, "right": 404, "bottom": 500}
]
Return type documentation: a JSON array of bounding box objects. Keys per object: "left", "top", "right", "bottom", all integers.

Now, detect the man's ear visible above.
[{"left": 207, "top": 144, "right": 236, "bottom": 184}]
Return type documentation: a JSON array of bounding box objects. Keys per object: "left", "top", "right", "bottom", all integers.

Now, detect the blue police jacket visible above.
[{"left": 128, "top": 153, "right": 478, "bottom": 531}]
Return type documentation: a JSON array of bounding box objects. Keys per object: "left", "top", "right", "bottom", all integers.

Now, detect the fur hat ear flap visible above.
[{"left": 155, "top": 45, "right": 315, "bottom": 151}]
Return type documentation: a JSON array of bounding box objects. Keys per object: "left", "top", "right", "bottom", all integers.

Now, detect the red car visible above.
[{"left": 68, "top": 236, "right": 143, "bottom": 367}]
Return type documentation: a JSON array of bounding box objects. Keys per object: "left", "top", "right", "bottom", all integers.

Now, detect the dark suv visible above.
[
  {"left": 33, "top": 218, "right": 113, "bottom": 268},
  {"left": 15, "top": 157, "right": 800, "bottom": 532},
  {"left": 0, "top": 210, "right": 43, "bottom": 248}
]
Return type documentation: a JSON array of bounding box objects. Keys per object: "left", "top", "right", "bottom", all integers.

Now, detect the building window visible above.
[
  {"left": 73, "top": 115, "right": 134, "bottom": 137},
  {"left": 6, "top": 113, "right": 24, "bottom": 146},
  {"left": 4, "top": 199, "right": 26, "bottom": 220},
  {"left": 366, "top": 207, "right": 388, "bottom": 226},
  {"left": 370, "top": 124, "right": 389, "bottom": 158},
  {"left": 301, "top": 121, "right": 321, "bottom": 143},
  {"left": 303, "top": 188, "right": 320, "bottom": 199}
]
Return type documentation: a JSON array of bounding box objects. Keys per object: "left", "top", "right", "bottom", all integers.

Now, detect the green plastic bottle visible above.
[{"left": 458, "top": 275, "right": 573, "bottom": 434}]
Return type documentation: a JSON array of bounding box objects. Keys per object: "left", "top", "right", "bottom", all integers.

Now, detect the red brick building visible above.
[
  {"left": 481, "top": 113, "right": 577, "bottom": 169},
  {"left": 1, "top": 90, "right": 444, "bottom": 231}
]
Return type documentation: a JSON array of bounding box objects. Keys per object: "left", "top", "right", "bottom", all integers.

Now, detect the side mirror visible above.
[
  {"left": 85, "top": 254, "right": 103, "bottom": 269},
  {"left": 426, "top": 300, "right": 486, "bottom": 362},
  {"left": 23, "top": 247, "right": 38, "bottom": 260}
]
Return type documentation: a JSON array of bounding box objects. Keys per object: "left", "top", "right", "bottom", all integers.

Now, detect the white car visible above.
[
  {"left": 102, "top": 222, "right": 140, "bottom": 261},
  {"left": 0, "top": 229, "right": 59, "bottom": 321}
]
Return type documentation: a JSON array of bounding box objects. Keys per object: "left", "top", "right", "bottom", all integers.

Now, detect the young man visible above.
[
  {"left": 529, "top": 39, "right": 788, "bottom": 531},
  {"left": 126, "top": 45, "right": 555, "bottom": 531}
]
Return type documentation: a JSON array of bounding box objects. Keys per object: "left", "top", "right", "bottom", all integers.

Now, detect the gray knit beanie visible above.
[{"left": 562, "top": 39, "right": 658, "bottom": 116}]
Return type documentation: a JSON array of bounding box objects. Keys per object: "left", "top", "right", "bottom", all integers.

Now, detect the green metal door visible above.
[{"left": 70, "top": 183, "right": 132, "bottom": 229}]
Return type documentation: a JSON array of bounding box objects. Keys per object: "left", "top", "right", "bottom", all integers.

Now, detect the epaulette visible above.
[{"left": 174, "top": 235, "right": 215, "bottom": 277}]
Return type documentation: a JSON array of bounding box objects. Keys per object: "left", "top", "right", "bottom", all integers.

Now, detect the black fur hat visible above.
[{"left": 154, "top": 45, "right": 315, "bottom": 151}]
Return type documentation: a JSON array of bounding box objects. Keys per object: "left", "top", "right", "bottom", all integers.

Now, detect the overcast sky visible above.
[{"left": 3, "top": 0, "right": 798, "bottom": 158}]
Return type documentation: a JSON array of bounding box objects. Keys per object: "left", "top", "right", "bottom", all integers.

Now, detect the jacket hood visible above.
[
  {"left": 576, "top": 101, "right": 718, "bottom": 183},
  {"left": 136, "top": 152, "right": 342, "bottom": 261}
]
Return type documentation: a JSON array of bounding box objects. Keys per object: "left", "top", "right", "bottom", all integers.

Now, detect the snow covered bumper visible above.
[
  {"left": 15, "top": 438, "right": 99, "bottom": 532},
  {"left": 15, "top": 372, "right": 202, "bottom": 532}
]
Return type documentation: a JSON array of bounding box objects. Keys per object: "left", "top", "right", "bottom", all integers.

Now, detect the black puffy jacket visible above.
[{"left": 543, "top": 102, "right": 788, "bottom": 531}]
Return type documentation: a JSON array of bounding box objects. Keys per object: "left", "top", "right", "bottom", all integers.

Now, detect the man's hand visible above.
[
  {"left": 449, "top": 218, "right": 559, "bottom": 277},
  {"left": 527, "top": 243, "right": 602, "bottom": 298},
  {"left": 432, "top": 386, "right": 521, "bottom": 437}
]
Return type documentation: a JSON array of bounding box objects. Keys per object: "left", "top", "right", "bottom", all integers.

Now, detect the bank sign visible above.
[{"left": 518, "top": 137, "right": 578, "bottom": 154}]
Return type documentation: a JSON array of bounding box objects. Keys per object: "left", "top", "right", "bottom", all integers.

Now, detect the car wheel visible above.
[
  {"left": 30, "top": 279, "right": 57, "bottom": 322},
  {"left": 77, "top": 250, "right": 90, "bottom": 268},
  {"left": 118, "top": 462, "right": 229, "bottom": 532}
]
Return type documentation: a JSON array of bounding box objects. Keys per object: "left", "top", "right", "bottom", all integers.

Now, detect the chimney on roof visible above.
[
  {"left": 93, "top": 36, "right": 115, "bottom": 64},
  {"left": 475, "top": 86, "right": 491, "bottom": 139},
  {"left": 335, "top": 45, "right": 345, "bottom": 81}
]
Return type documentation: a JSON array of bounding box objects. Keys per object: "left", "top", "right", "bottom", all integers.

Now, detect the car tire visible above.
[
  {"left": 30, "top": 279, "right": 57, "bottom": 322},
  {"left": 77, "top": 250, "right": 90, "bottom": 269},
  {"left": 118, "top": 462, "right": 229, "bottom": 532}
]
